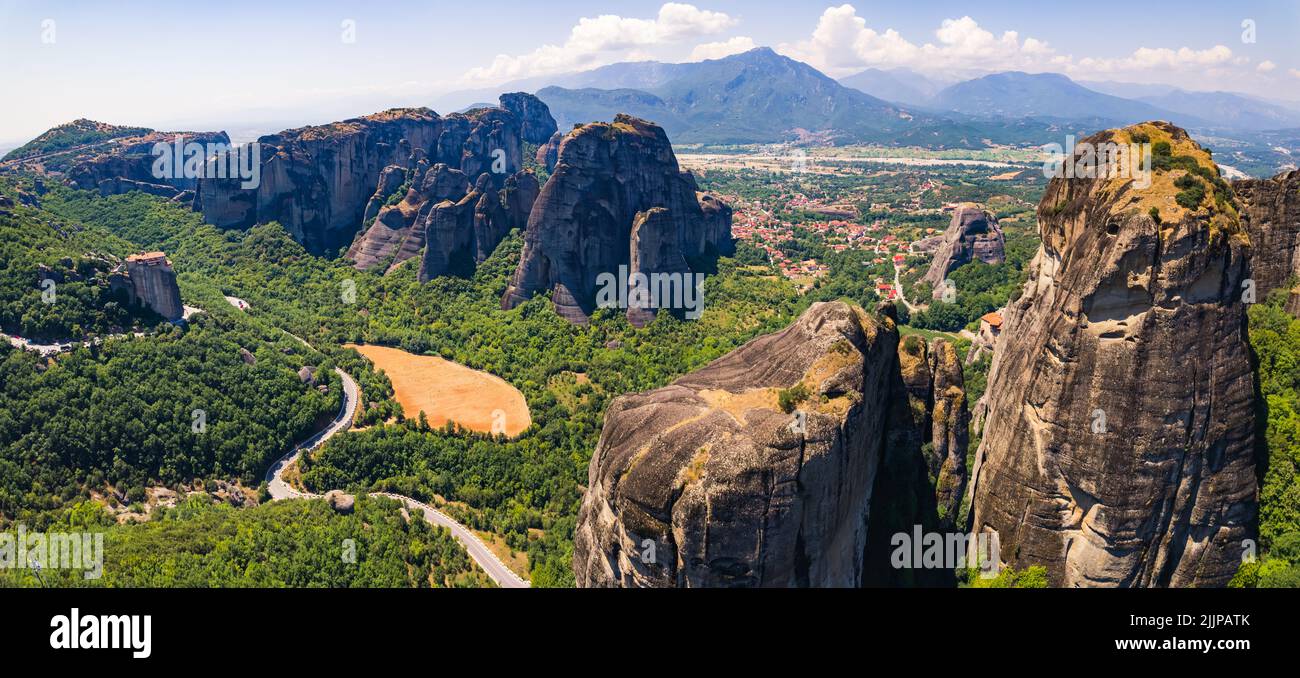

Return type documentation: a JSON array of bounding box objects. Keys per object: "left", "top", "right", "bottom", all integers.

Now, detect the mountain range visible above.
[{"left": 434, "top": 48, "right": 1300, "bottom": 168}]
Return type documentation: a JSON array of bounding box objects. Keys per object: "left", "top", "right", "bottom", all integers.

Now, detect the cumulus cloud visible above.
[
  {"left": 772, "top": 3, "right": 1290, "bottom": 96},
  {"left": 1073, "top": 45, "right": 1236, "bottom": 74},
  {"left": 776, "top": 4, "right": 1053, "bottom": 77},
  {"left": 689, "top": 36, "right": 757, "bottom": 61},
  {"left": 463, "top": 3, "right": 735, "bottom": 83}
]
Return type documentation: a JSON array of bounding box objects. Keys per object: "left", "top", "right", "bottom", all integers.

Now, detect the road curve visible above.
[
  {"left": 265, "top": 366, "right": 529, "bottom": 588},
  {"left": 893, "top": 263, "right": 917, "bottom": 314}
]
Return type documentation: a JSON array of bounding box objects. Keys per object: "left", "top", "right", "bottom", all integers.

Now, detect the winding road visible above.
[
  {"left": 264, "top": 366, "right": 529, "bottom": 588},
  {"left": 893, "top": 263, "right": 917, "bottom": 314}
]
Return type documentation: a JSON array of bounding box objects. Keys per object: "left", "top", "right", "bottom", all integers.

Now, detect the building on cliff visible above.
[{"left": 119, "top": 251, "right": 183, "bottom": 321}]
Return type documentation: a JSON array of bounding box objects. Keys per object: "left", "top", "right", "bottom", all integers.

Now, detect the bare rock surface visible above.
[
  {"left": 197, "top": 93, "right": 554, "bottom": 257},
  {"left": 1235, "top": 169, "right": 1300, "bottom": 300},
  {"left": 574, "top": 301, "right": 898, "bottom": 587},
  {"left": 501, "top": 114, "right": 733, "bottom": 324},
  {"left": 967, "top": 122, "right": 1257, "bottom": 587},
  {"left": 921, "top": 205, "right": 1005, "bottom": 294}
]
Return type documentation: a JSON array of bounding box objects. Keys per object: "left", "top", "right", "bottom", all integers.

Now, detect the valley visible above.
[{"left": 1, "top": 2, "right": 1299, "bottom": 599}]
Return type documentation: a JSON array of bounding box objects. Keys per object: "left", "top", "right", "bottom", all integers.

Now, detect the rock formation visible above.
[
  {"left": 896, "top": 336, "right": 968, "bottom": 527},
  {"left": 966, "top": 122, "right": 1257, "bottom": 587},
  {"left": 500, "top": 114, "right": 734, "bottom": 326},
  {"left": 574, "top": 301, "right": 898, "bottom": 587},
  {"left": 414, "top": 170, "right": 540, "bottom": 281},
  {"left": 499, "top": 92, "right": 559, "bottom": 145},
  {"left": 120, "top": 251, "right": 183, "bottom": 320},
  {"left": 64, "top": 130, "right": 232, "bottom": 198},
  {"left": 196, "top": 93, "right": 554, "bottom": 257},
  {"left": 1234, "top": 170, "right": 1300, "bottom": 299},
  {"left": 921, "top": 205, "right": 1005, "bottom": 295},
  {"left": 535, "top": 131, "right": 563, "bottom": 171},
  {"left": 347, "top": 162, "right": 467, "bottom": 272},
  {"left": 195, "top": 108, "right": 443, "bottom": 255}
]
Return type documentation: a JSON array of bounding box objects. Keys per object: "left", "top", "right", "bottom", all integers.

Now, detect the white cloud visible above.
[
  {"left": 689, "top": 36, "right": 756, "bottom": 61},
  {"left": 1291, "top": 69, "right": 1300, "bottom": 79},
  {"left": 776, "top": 5, "right": 1052, "bottom": 77},
  {"left": 463, "top": 3, "right": 735, "bottom": 83},
  {"left": 1073, "top": 45, "right": 1236, "bottom": 74},
  {"left": 770, "top": 4, "right": 1296, "bottom": 97}
]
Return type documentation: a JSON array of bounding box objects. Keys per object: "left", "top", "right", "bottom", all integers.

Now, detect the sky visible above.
[{"left": 2, "top": 0, "right": 1299, "bottom": 143}]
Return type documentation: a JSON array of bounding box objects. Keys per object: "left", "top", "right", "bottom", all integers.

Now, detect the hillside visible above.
[
  {"left": 538, "top": 48, "right": 969, "bottom": 146},
  {"left": 838, "top": 67, "right": 941, "bottom": 106},
  {"left": 1, "top": 119, "right": 151, "bottom": 163},
  {"left": 930, "top": 71, "right": 1200, "bottom": 126}
]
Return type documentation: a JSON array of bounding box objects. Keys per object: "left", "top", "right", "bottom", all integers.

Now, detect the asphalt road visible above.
[{"left": 265, "top": 366, "right": 529, "bottom": 588}]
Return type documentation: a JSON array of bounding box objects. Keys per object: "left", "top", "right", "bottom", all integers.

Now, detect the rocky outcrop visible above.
[
  {"left": 967, "top": 122, "right": 1257, "bottom": 588},
  {"left": 121, "top": 251, "right": 183, "bottom": 320},
  {"left": 195, "top": 108, "right": 443, "bottom": 255},
  {"left": 416, "top": 170, "right": 539, "bottom": 281},
  {"left": 1234, "top": 170, "right": 1300, "bottom": 298},
  {"left": 921, "top": 205, "right": 1005, "bottom": 295},
  {"left": 361, "top": 164, "right": 409, "bottom": 225},
  {"left": 536, "top": 131, "right": 563, "bottom": 171},
  {"left": 64, "top": 130, "right": 232, "bottom": 198},
  {"left": 197, "top": 93, "right": 554, "bottom": 256},
  {"left": 347, "top": 163, "right": 467, "bottom": 272},
  {"left": 896, "top": 336, "right": 968, "bottom": 527},
  {"left": 574, "top": 301, "right": 898, "bottom": 587},
  {"left": 499, "top": 92, "right": 559, "bottom": 145},
  {"left": 325, "top": 490, "right": 355, "bottom": 514},
  {"left": 501, "top": 114, "right": 734, "bottom": 325}
]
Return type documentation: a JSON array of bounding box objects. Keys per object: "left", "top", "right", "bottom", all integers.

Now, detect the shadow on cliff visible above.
[{"left": 861, "top": 365, "right": 957, "bottom": 587}]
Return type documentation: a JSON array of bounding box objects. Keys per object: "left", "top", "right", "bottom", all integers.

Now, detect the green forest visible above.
[{"left": 2, "top": 494, "right": 489, "bottom": 588}]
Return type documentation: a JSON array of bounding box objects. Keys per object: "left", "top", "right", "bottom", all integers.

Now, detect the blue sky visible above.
[{"left": 2, "top": 0, "right": 1298, "bottom": 142}]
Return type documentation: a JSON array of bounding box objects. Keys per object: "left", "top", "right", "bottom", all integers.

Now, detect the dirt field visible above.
[{"left": 345, "top": 344, "right": 531, "bottom": 437}]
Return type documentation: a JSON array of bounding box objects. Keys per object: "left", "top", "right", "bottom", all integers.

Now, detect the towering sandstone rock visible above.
[
  {"left": 500, "top": 115, "right": 734, "bottom": 326},
  {"left": 499, "top": 92, "right": 559, "bottom": 146},
  {"left": 1234, "top": 170, "right": 1300, "bottom": 299},
  {"left": 921, "top": 205, "right": 1005, "bottom": 295},
  {"left": 574, "top": 301, "right": 969, "bottom": 587},
  {"left": 967, "top": 122, "right": 1257, "bottom": 587},
  {"left": 196, "top": 93, "right": 553, "bottom": 257},
  {"left": 120, "top": 251, "right": 183, "bottom": 320},
  {"left": 574, "top": 302, "right": 897, "bottom": 587},
  {"left": 417, "top": 170, "right": 540, "bottom": 281},
  {"left": 895, "top": 336, "right": 968, "bottom": 527}
]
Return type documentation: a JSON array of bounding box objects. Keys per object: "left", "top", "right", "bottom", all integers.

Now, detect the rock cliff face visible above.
[
  {"left": 1234, "top": 170, "right": 1300, "bottom": 298},
  {"left": 122, "top": 251, "right": 183, "bottom": 320},
  {"left": 574, "top": 302, "right": 898, "bottom": 587},
  {"left": 536, "top": 131, "right": 563, "bottom": 171},
  {"left": 499, "top": 92, "right": 559, "bottom": 145},
  {"left": 347, "top": 162, "right": 466, "bottom": 272},
  {"left": 195, "top": 108, "right": 444, "bottom": 255},
  {"left": 896, "top": 336, "right": 968, "bottom": 527},
  {"left": 967, "top": 122, "right": 1257, "bottom": 587},
  {"left": 64, "top": 130, "right": 231, "bottom": 197},
  {"left": 196, "top": 93, "right": 553, "bottom": 257},
  {"left": 921, "top": 205, "right": 1005, "bottom": 295},
  {"left": 416, "top": 170, "right": 540, "bottom": 281},
  {"left": 500, "top": 115, "right": 734, "bottom": 325}
]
